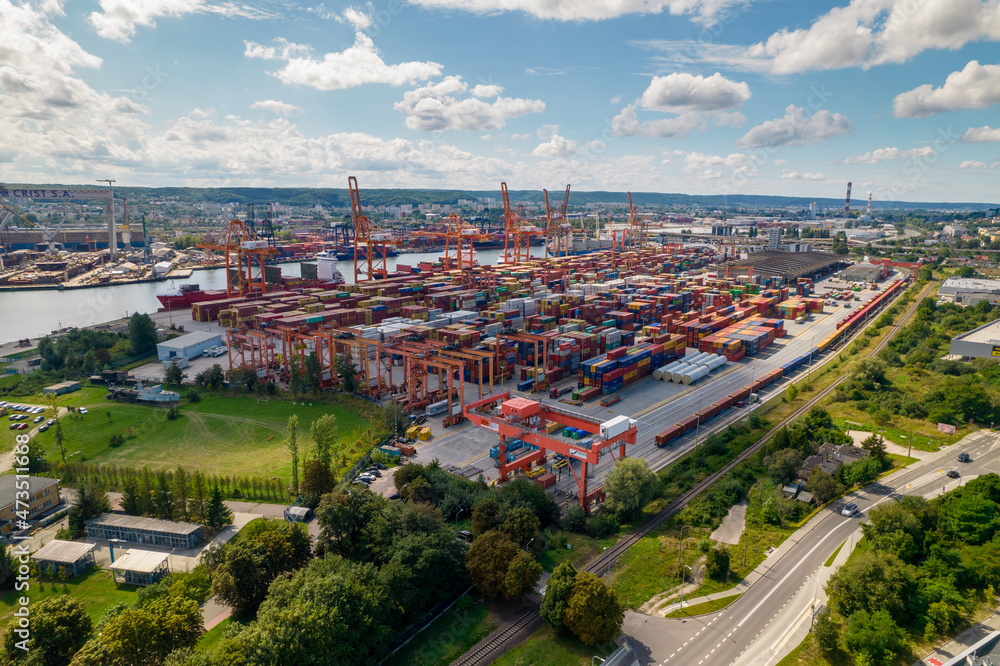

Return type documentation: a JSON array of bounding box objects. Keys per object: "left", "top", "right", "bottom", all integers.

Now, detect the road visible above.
[{"left": 622, "top": 429, "right": 1000, "bottom": 666}]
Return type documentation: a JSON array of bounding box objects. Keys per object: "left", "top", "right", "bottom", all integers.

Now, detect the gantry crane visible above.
[
  {"left": 412, "top": 214, "right": 490, "bottom": 270},
  {"left": 197, "top": 217, "right": 276, "bottom": 298},
  {"left": 463, "top": 393, "right": 637, "bottom": 510},
  {"left": 0, "top": 201, "right": 57, "bottom": 255},
  {"left": 627, "top": 192, "right": 649, "bottom": 250},
  {"left": 349, "top": 176, "right": 396, "bottom": 282},
  {"left": 500, "top": 182, "right": 543, "bottom": 264},
  {"left": 544, "top": 185, "right": 573, "bottom": 257}
]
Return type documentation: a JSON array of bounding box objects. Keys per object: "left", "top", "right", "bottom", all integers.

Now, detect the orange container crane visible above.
[
  {"left": 412, "top": 214, "right": 489, "bottom": 270},
  {"left": 500, "top": 182, "right": 543, "bottom": 264},
  {"left": 197, "top": 217, "right": 275, "bottom": 298},
  {"left": 627, "top": 192, "right": 648, "bottom": 250},
  {"left": 544, "top": 185, "right": 573, "bottom": 258},
  {"left": 463, "top": 392, "right": 638, "bottom": 511},
  {"left": 349, "top": 176, "right": 397, "bottom": 283}
]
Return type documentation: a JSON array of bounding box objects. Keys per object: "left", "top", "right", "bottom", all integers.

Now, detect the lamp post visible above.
[
  {"left": 678, "top": 525, "right": 692, "bottom": 566},
  {"left": 679, "top": 564, "right": 693, "bottom": 612}
]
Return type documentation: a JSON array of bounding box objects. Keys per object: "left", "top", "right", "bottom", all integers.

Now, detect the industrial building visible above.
[
  {"left": 938, "top": 277, "right": 1000, "bottom": 306},
  {"left": 837, "top": 262, "right": 888, "bottom": 283},
  {"left": 724, "top": 250, "right": 845, "bottom": 283},
  {"left": 156, "top": 330, "right": 223, "bottom": 362},
  {"left": 42, "top": 380, "right": 81, "bottom": 395},
  {"left": 948, "top": 318, "right": 1000, "bottom": 360},
  {"left": 85, "top": 513, "right": 204, "bottom": 549}
]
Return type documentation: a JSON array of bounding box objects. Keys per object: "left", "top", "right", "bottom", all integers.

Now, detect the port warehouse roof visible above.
[
  {"left": 109, "top": 550, "right": 168, "bottom": 574},
  {"left": 722, "top": 251, "right": 846, "bottom": 279},
  {"left": 32, "top": 540, "right": 95, "bottom": 564},
  {"left": 939, "top": 277, "right": 1000, "bottom": 297},
  {"left": 838, "top": 262, "right": 888, "bottom": 282},
  {"left": 85, "top": 513, "right": 203, "bottom": 536},
  {"left": 156, "top": 330, "right": 222, "bottom": 352}
]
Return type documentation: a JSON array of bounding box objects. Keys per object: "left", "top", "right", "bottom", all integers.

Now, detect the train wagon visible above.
[{"left": 655, "top": 424, "right": 684, "bottom": 447}]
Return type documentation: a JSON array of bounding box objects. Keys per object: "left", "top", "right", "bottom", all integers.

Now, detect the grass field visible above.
[
  {"left": 0, "top": 567, "right": 138, "bottom": 631},
  {"left": 195, "top": 618, "right": 232, "bottom": 655},
  {"left": 825, "top": 540, "right": 846, "bottom": 568},
  {"left": 11, "top": 386, "right": 371, "bottom": 481},
  {"left": 492, "top": 625, "right": 620, "bottom": 666},
  {"left": 538, "top": 530, "right": 617, "bottom": 573},
  {"left": 665, "top": 593, "right": 742, "bottom": 618},
  {"left": 385, "top": 596, "right": 496, "bottom": 666}
]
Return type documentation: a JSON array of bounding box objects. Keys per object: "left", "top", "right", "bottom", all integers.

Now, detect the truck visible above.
[{"left": 549, "top": 386, "right": 574, "bottom": 399}]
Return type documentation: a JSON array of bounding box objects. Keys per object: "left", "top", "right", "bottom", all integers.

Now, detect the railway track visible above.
[{"left": 453, "top": 279, "right": 931, "bottom": 666}]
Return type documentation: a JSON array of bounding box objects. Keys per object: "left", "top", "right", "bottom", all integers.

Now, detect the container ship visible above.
[{"left": 335, "top": 245, "right": 399, "bottom": 260}]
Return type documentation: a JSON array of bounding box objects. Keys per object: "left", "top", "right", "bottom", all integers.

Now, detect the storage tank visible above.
[
  {"left": 683, "top": 366, "right": 711, "bottom": 385},
  {"left": 702, "top": 355, "right": 727, "bottom": 371},
  {"left": 671, "top": 364, "right": 692, "bottom": 382},
  {"left": 685, "top": 352, "right": 710, "bottom": 366}
]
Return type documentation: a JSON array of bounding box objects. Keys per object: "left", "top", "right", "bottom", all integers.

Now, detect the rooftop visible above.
[
  {"left": 86, "top": 513, "right": 202, "bottom": 536},
  {"left": 109, "top": 550, "right": 168, "bottom": 574},
  {"left": 940, "top": 277, "right": 1000, "bottom": 294},
  {"left": 156, "top": 330, "right": 221, "bottom": 350},
  {"left": 723, "top": 250, "right": 843, "bottom": 279},
  {"left": 954, "top": 318, "right": 1000, "bottom": 346},
  {"left": 0, "top": 476, "right": 58, "bottom": 507},
  {"left": 32, "top": 540, "right": 95, "bottom": 564}
]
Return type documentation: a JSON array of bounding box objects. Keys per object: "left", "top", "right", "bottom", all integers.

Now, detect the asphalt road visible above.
[{"left": 622, "top": 429, "right": 1000, "bottom": 666}]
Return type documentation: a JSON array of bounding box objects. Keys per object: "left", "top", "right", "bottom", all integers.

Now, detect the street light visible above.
[
  {"left": 678, "top": 525, "right": 692, "bottom": 566},
  {"left": 679, "top": 564, "right": 694, "bottom": 611}
]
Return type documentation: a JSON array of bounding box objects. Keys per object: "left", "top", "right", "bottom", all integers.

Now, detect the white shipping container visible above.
[{"left": 600, "top": 415, "right": 635, "bottom": 440}]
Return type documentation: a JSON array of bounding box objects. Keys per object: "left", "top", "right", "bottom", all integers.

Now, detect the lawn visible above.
[
  {"left": 492, "top": 625, "right": 620, "bottom": 666},
  {"left": 195, "top": 617, "right": 232, "bottom": 655},
  {"left": 610, "top": 523, "right": 714, "bottom": 609},
  {"left": 665, "top": 593, "right": 742, "bottom": 618},
  {"left": 0, "top": 567, "right": 138, "bottom": 632},
  {"left": 825, "top": 540, "right": 846, "bottom": 568},
  {"left": 538, "top": 530, "right": 617, "bottom": 573},
  {"left": 830, "top": 414, "right": 961, "bottom": 453},
  {"left": 22, "top": 389, "right": 371, "bottom": 481},
  {"left": 385, "top": 596, "right": 496, "bottom": 666}
]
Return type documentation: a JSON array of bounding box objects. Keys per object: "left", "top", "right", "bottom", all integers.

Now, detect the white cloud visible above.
[
  {"left": 243, "top": 38, "right": 311, "bottom": 61},
  {"left": 893, "top": 61, "right": 1000, "bottom": 118},
  {"left": 737, "top": 105, "right": 852, "bottom": 148},
  {"left": 336, "top": 6, "right": 372, "bottom": 30},
  {"left": 610, "top": 95, "right": 622, "bottom": 104},
  {"left": 837, "top": 146, "right": 935, "bottom": 164},
  {"left": 773, "top": 158, "right": 787, "bottom": 165},
  {"left": 89, "top": 0, "right": 277, "bottom": 43},
  {"left": 394, "top": 76, "right": 545, "bottom": 131},
  {"left": 189, "top": 107, "right": 216, "bottom": 119},
  {"left": 681, "top": 151, "right": 750, "bottom": 179},
  {"left": 638, "top": 72, "right": 750, "bottom": 113},
  {"left": 637, "top": 1, "right": 1000, "bottom": 75},
  {"left": 251, "top": 100, "right": 305, "bottom": 117},
  {"left": 963, "top": 126, "right": 1000, "bottom": 143},
  {"left": 536, "top": 124, "right": 560, "bottom": 140},
  {"left": 246, "top": 33, "right": 442, "bottom": 90},
  {"left": 511, "top": 133, "right": 530, "bottom": 140},
  {"left": 960, "top": 160, "right": 1000, "bottom": 170},
  {"left": 611, "top": 105, "right": 707, "bottom": 138},
  {"left": 781, "top": 170, "right": 825, "bottom": 180},
  {"left": 532, "top": 133, "right": 578, "bottom": 158},
  {"left": 406, "top": 0, "right": 749, "bottom": 24}
]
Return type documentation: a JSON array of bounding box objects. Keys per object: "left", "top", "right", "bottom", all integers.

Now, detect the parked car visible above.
[
  {"left": 372, "top": 462, "right": 386, "bottom": 470},
  {"left": 8, "top": 424, "right": 18, "bottom": 430},
  {"left": 957, "top": 452, "right": 971, "bottom": 463},
  {"left": 947, "top": 470, "right": 960, "bottom": 479},
  {"left": 841, "top": 502, "right": 859, "bottom": 517},
  {"left": 38, "top": 425, "right": 49, "bottom": 433},
  {"left": 388, "top": 493, "right": 402, "bottom": 501},
  {"left": 457, "top": 530, "right": 473, "bottom": 542},
  {"left": 366, "top": 469, "right": 382, "bottom": 478},
  {"left": 16, "top": 423, "right": 28, "bottom": 430},
  {"left": 46, "top": 419, "right": 55, "bottom": 426},
  {"left": 32, "top": 416, "right": 43, "bottom": 423},
  {"left": 79, "top": 408, "right": 88, "bottom": 415}
]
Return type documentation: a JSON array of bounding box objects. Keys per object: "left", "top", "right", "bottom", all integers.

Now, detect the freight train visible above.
[{"left": 654, "top": 277, "right": 908, "bottom": 447}]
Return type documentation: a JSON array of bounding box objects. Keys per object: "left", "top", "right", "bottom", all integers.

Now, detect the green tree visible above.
[
  {"left": 827, "top": 551, "right": 914, "bottom": 625},
  {"left": 470, "top": 497, "right": 501, "bottom": 537},
  {"left": 541, "top": 562, "right": 578, "bottom": 635},
  {"left": 335, "top": 354, "right": 359, "bottom": 393},
  {"left": 189, "top": 471, "right": 208, "bottom": 524},
  {"left": 563, "top": 572, "right": 625, "bottom": 646},
  {"left": 706, "top": 547, "right": 731, "bottom": 580},
  {"left": 164, "top": 361, "right": 186, "bottom": 385},
  {"left": 301, "top": 457, "right": 335, "bottom": 502},
  {"left": 812, "top": 609, "right": 840, "bottom": 658},
  {"left": 67, "top": 482, "right": 110, "bottom": 538},
  {"left": 154, "top": 470, "right": 173, "bottom": 520},
  {"left": 499, "top": 506, "right": 540, "bottom": 549},
  {"left": 128, "top": 312, "right": 158, "bottom": 356},
  {"left": 948, "top": 493, "right": 999, "bottom": 545},
  {"left": 860, "top": 433, "right": 887, "bottom": 463},
  {"left": 840, "top": 610, "right": 906, "bottom": 665},
  {"left": 195, "top": 364, "right": 224, "bottom": 390},
  {"left": 211, "top": 540, "right": 274, "bottom": 616},
  {"left": 807, "top": 467, "right": 842, "bottom": 504},
  {"left": 121, "top": 475, "right": 142, "bottom": 516},
  {"left": 861, "top": 499, "right": 924, "bottom": 561},
  {"left": 139, "top": 467, "right": 154, "bottom": 516},
  {"left": 504, "top": 550, "right": 542, "bottom": 600},
  {"left": 0, "top": 546, "right": 15, "bottom": 590},
  {"left": 3, "top": 595, "right": 92, "bottom": 665},
  {"left": 785, "top": 382, "right": 799, "bottom": 401},
  {"left": 205, "top": 485, "right": 233, "bottom": 529},
  {"left": 53, "top": 417, "right": 68, "bottom": 469},
  {"left": 465, "top": 530, "right": 520, "bottom": 600},
  {"left": 310, "top": 413, "right": 337, "bottom": 469},
  {"left": 173, "top": 467, "right": 190, "bottom": 521},
  {"left": 602, "top": 457, "right": 658, "bottom": 520},
  {"left": 766, "top": 448, "right": 803, "bottom": 485},
  {"left": 304, "top": 351, "right": 322, "bottom": 393},
  {"left": 226, "top": 366, "right": 257, "bottom": 392},
  {"left": 286, "top": 414, "right": 300, "bottom": 496}
]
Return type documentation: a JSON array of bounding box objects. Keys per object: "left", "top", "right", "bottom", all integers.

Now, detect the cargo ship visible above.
[
  {"left": 156, "top": 284, "right": 230, "bottom": 310},
  {"left": 335, "top": 245, "right": 399, "bottom": 260}
]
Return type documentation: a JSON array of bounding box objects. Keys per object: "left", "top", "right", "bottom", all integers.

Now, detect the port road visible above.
[{"left": 622, "top": 428, "right": 1000, "bottom": 666}]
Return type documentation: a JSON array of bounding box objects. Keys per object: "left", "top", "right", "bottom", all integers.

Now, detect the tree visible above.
[
  {"left": 68, "top": 482, "right": 110, "bottom": 539},
  {"left": 3, "top": 595, "right": 92, "bottom": 665},
  {"left": 121, "top": 475, "right": 142, "bottom": 516},
  {"left": 706, "top": 547, "right": 731, "bottom": 580},
  {"left": 304, "top": 351, "right": 322, "bottom": 393},
  {"left": 189, "top": 471, "right": 208, "bottom": 524},
  {"left": 128, "top": 312, "right": 158, "bottom": 356},
  {"left": 860, "top": 433, "right": 887, "bottom": 463},
  {"left": 226, "top": 366, "right": 257, "bottom": 392},
  {"left": 766, "top": 448, "right": 802, "bottom": 485},
  {"left": 500, "top": 506, "right": 540, "bottom": 548},
  {"left": 310, "top": 414, "right": 337, "bottom": 469},
  {"left": 785, "top": 382, "right": 799, "bottom": 401},
  {"left": 470, "top": 497, "right": 501, "bottom": 537},
  {"left": 173, "top": 467, "right": 190, "bottom": 521},
  {"left": 465, "top": 530, "right": 520, "bottom": 600},
  {"left": 185, "top": 387, "right": 201, "bottom": 403},
  {"left": 602, "top": 457, "right": 658, "bottom": 520},
  {"left": 563, "top": 572, "right": 625, "bottom": 646},
  {"left": 154, "top": 470, "right": 173, "bottom": 520},
  {"left": 541, "top": 562, "right": 578, "bottom": 635},
  {"left": 53, "top": 417, "right": 68, "bottom": 469},
  {"left": 211, "top": 540, "right": 274, "bottom": 616},
  {"left": 840, "top": 610, "right": 906, "bottom": 665},
  {"left": 827, "top": 551, "right": 914, "bottom": 625},
  {"left": 812, "top": 609, "right": 840, "bottom": 658},
  {"left": 807, "top": 467, "right": 842, "bottom": 504},
  {"left": 335, "top": 354, "right": 359, "bottom": 393},
  {"left": 0, "top": 546, "right": 15, "bottom": 591},
  {"left": 301, "top": 457, "right": 335, "bottom": 502},
  {"left": 205, "top": 485, "right": 232, "bottom": 529},
  {"left": 195, "top": 364, "right": 224, "bottom": 390},
  {"left": 861, "top": 499, "right": 924, "bottom": 561},
  {"left": 139, "top": 467, "right": 154, "bottom": 516},
  {"left": 285, "top": 415, "right": 300, "bottom": 496},
  {"left": 164, "top": 361, "right": 186, "bottom": 385},
  {"left": 504, "top": 550, "right": 542, "bottom": 600}
]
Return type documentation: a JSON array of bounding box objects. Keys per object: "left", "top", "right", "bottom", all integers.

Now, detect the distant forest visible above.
[{"left": 14, "top": 184, "right": 998, "bottom": 211}]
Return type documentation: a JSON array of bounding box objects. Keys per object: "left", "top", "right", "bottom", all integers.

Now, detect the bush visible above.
[
  {"left": 586, "top": 511, "right": 619, "bottom": 539},
  {"left": 562, "top": 504, "right": 587, "bottom": 533},
  {"left": 705, "top": 547, "right": 730, "bottom": 580}
]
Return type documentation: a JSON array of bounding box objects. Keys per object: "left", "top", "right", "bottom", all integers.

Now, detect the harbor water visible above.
[{"left": 0, "top": 247, "right": 546, "bottom": 344}]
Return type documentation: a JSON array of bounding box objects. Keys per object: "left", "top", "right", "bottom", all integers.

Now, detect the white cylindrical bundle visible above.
[{"left": 683, "top": 366, "right": 711, "bottom": 385}]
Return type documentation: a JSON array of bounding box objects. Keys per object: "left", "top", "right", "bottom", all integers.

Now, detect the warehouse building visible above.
[
  {"left": 86, "top": 513, "right": 204, "bottom": 550},
  {"left": 948, "top": 318, "right": 1000, "bottom": 360},
  {"left": 724, "top": 250, "right": 846, "bottom": 284},
  {"left": 42, "top": 380, "right": 81, "bottom": 395},
  {"left": 938, "top": 277, "right": 1000, "bottom": 306},
  {"left": 156, "top": 330, "right": 223, "bottom": 362},
  {"left": 837, "top": 262, "right": 888, "bottom": 283}
]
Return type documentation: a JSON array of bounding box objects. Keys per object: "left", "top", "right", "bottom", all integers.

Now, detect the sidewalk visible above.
[{"left": 912, "top": 612, "right": 1000, "bottom": 666}]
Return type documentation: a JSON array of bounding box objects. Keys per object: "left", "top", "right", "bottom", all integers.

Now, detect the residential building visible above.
[{"left": 0, "top": 476, "right": 61, "bottom": 536}]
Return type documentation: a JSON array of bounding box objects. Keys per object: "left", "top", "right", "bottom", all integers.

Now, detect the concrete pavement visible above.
[
  {"left": 621, "top": 428, "right": 1000, "bottom": 666},
  {"left": 912, "top": 612, "right": 1000, "bottom": 666}
]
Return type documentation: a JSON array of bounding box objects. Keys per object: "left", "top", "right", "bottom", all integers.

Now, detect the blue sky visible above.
[{"left": 2, "top": 0, "right": 1000, "bottom": 203}]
